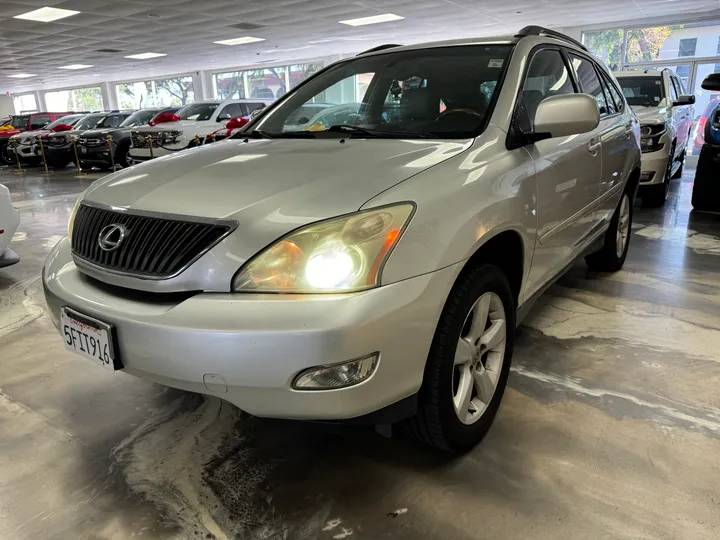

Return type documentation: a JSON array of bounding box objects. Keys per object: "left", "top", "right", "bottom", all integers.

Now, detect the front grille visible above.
[
  {"left": 78, "top": 137, "right": 105, "bottom": 147},
  {"left": 71, "top": 204, "right": 235, "bottom": 278}
]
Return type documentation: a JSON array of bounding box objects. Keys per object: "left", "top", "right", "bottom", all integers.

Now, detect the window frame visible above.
[
  {"left": 667, "top": 73, "right": 679, "bottom": 102},
  {"left": 567, "top": 50, "right": 612, "bottom": 118},
  {"left": 671, "top": 75, "right": 685, "bottom": 97},
  {"left": 601, "top": 72, "right": 626, "bottom": 113},
  {"left": 507, "top": 44, "right": 579, "bottom": 149}
]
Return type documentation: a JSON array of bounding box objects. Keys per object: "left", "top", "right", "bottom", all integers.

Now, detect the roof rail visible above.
[
  {"left": 515, "top": 26, "right": 587, "bottom": 51},
  {"left": 357, "top": 43, "right": 402, "bottom": 56}
]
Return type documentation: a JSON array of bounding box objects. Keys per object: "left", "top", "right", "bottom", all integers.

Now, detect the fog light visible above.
[
  {"left": 640, "top": 172, "right": 655, "bottom": 183},
  {"left": 292, "top": 353, "right": 379, "bottom": 390}
]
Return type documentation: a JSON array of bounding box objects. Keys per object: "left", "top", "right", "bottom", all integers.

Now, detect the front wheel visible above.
[
  {"left": 402, "top": 264, "right": 514, "bottom": 452},
  {"left": 585, "top": 191, "right": 633, "bottom": 272}
]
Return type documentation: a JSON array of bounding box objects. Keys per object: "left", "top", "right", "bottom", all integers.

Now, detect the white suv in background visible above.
[
  {"left": 615, "top": 70, "right": 695, "bottom": 207},
  {"left": 128, "top": 99, "right": 271, "bottom": 163}
]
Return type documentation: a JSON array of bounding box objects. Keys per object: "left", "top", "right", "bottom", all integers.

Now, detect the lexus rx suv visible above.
[
  {"left": 615, "top": 70, "right": 695, "bottom": 207},
  {"left": 43, "top": 27, "right": 641, "bottom": 452}
]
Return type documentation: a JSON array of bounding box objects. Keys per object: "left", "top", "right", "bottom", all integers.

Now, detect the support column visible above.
[
  {"left": 34, "top": 90, "right": 46, "bottom": 112},
  {"left": 101, "top": 81, "right": 119, "bottom": 111}
]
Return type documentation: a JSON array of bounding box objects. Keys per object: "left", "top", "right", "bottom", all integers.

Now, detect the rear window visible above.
[
  {"left": 616, "top": 76, "right": 665, "bottom": 107},
  {"left": 11, "top": 116, "right": 30, "bottom": 129}
]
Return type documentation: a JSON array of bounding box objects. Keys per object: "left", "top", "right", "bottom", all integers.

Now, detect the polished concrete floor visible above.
[{"left": 1, "top": 165, "right": 719, "bottom": 540}]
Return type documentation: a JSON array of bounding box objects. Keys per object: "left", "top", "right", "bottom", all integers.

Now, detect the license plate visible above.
[{"left": 60, "top": 307, "right": 120, "bottom": 371}]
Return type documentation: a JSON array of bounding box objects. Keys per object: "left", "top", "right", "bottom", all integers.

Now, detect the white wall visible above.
[{"left": 0, "top": 95, "right": 14, "bottom": 117}]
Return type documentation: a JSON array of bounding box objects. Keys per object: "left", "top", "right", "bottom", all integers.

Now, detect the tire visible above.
[
  {"left": 402, "top": 264, "right": 514, "bottom": 452},
  {"left": 585, "top": 191, "right": 633, "bottom": 272},
  {"left": 641, "top": 144, "right": 674, "bottom": 208},
  {"left": 671, "top": 149, "right": 685, "bottom": 179},
  {"left": 0, "top": 149, "right": 13, "bottom": 166},
  {"left": 115, "top": 140, "right": 131, "bottom": 168}
]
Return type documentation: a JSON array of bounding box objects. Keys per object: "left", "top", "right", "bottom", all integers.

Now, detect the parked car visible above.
[
  {"left": 0, "top": 112, "right": 74, "bottom": 165},
  {"left": 615, "top": 70, "right": 695, "bottom": 207},
  {"left": 6, "top": 114, "right": 87, "bottom": 166},
  {"left": 44, "top": 111, "right": 133, "bottom": 169},
  {"left": 128, "top": 99, "right": 270, "bottom": 163},
  {"left": 43, "top": 27, "right": 641, "bottom": 452},
  {"left": 0, "top": 183, "right": 20, "bottom": 268},
  {"left": 301, "top": 102, "right": 363, "bottom": 131},
  {"left": 692, "top": 96, "right": 720, "bottom": 155},
  {"left": 692, "top": 74, "right": 720, "bottom": 212},
  {"left": 77, "top": 107, "right": 180, "bottom": 170}
]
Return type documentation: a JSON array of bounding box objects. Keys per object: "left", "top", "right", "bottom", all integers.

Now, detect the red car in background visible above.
[
  {"left": 693, "top": 97, "right": 720, "bottom": 155},
  {"left": 0, "top": 112, "right": 73, "bottom": 165}
]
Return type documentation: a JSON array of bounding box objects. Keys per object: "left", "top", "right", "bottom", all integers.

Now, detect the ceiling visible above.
[{"left": 2, "top": 0, "right": 720, "bottom": 94}]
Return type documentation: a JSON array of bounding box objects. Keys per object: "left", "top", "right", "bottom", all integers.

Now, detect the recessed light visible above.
[
  {"left": 7, "top": 73, "right": 38, "bottom": 78},
  {"left": 14, "top": 7, "right": 80, "bottom": 23},
  {"left": 58, "top": 64, "right": 93, "bottom": 70},
  {"left": 213, "top": 36, "right": 265, "bottom": 46},
  {"left": 339, "top": 13, "right": 404, "bottom": 26},
  {"left": 124, "top": 52, "right": 167, "bottom": 60}
]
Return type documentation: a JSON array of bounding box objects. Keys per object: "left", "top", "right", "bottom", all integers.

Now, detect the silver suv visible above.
[
  {"left": 43, "top": 27, "right": 641, "bottom": 452},
  {"left": 615, "top": 70, "right": 695, "bottom": 207}
]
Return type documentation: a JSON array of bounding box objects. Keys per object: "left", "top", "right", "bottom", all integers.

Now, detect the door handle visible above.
[
  {"left": 588, "top": 140, "right": 601, "bottom": 155},
  {"left": 624, "top": 122, "right": 633, "bottom": 138}
]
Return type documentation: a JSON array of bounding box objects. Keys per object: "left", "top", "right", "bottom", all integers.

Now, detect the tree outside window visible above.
[{"left": 117, "top": 77, "right": 194, "bottom": 108}]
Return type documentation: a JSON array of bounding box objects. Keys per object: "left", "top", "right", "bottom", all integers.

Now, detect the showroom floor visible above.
[{"left": 1, "top": 165, "right": 719, "bottom": 540}]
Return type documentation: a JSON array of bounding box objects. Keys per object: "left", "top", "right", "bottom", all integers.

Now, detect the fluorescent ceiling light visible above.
[
  {"left": 58, "top": 64, "right": 93, "bottom": 70},
  {"left": 124, "top": 52, "right": 167, "bottom": 60},
  {"left": 339, "top": 13, "right": 404, "bottom": 26},
  {"left": 214, "top": 36, "right": 265, "bottom": 46},
  {"left": 7, "top": 73, "right": 38, "bottom": 78},
  {"left": 14, "top": 7, "right": 80, "bottom": 22}
]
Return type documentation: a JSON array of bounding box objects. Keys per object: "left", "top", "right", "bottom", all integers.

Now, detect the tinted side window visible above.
[
  {"left": 597, "top": 71, "right": 617, "bottom": 115},
  {"left": 520, "top": 49, "right": 576, "bottom": 131},
  {"left": 603, "top": 74, "right": 625, "bottom": 112},
  {"left": 31, "top": 114, "right": 51, "bottom": 129},
  {"left": 218, "top": 103, "right": 242, "bottom": 120},
  {"left": 569, "top": 53, "right": 608, "bottom": 116}
]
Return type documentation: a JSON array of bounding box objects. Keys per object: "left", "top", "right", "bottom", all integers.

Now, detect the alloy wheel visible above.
[
  {"left": 452, "top": 292, "right": 507, "bottom": 425},
  {"left": 616, "top": 194, "right": 631, "bottom": 258}
]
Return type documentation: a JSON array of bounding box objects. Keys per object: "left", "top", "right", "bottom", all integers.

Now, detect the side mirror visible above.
[
  {"left": 701, "top": 73, "right": 720, "bottom": 92},
  {"left": 533, "top": 94, "right": 600, "bottom": 140},
  {"left": 217, "top": 113, "right": 231, "bottom": 121},
  {"left": 673, "top": 94, "right": 696, "bottom": 106}
]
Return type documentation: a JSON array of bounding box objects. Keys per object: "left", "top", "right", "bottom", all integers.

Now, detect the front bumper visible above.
[
  {"left": 78, "top": 144, "right": 114, "bottom": 166},
  {"left": 42, "top": 237, "right": 457, "bottom": 421},
  {"left": 639, "top": 145, "right": 671, "bottom": 186},
  {"left": 6, "top": 141, "right": 40, "bottom": 162}
]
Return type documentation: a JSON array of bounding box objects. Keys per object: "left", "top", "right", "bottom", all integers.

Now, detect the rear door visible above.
[
  {"left": 671, "top": 75, "right": 692, "bottom": 153},
  {"left": 520, "top": 47, "right": 603, "bottom": 293}
]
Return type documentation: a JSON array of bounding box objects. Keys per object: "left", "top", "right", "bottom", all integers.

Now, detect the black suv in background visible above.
[
  {"left": 44, "top": 111, "right": 133, "bottom": 168},
  {"left": 77, "top": 107, "right": 179, "bottom": 169}
]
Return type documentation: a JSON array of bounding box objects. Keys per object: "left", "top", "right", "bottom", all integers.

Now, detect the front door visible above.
[{"left": 520, "top": 47, "right": 603, "bottom": 296}]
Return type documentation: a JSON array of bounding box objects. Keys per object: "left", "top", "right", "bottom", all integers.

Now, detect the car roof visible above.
[{"left": 615, "top": 71, "right": 665, "bottom": 77}]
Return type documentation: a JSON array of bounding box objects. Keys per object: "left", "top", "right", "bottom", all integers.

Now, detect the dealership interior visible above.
[{"left": 2, "top": 1, "right": 720, "bottom": 539}]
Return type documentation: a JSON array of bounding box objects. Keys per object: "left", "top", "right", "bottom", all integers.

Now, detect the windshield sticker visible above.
[{"left": 488, "top": 59, "right": 504, "bottom": 68}]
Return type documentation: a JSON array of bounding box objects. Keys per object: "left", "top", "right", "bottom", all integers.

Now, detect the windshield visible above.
[
  {"left": 46, "top": 115, "right": 82, "bottom": 129},
  {"left": 255, "top": 45, "right": 513, "bottom": 139},
  {"left": 74, "top": 114, "right": 106, "bottom": 131},
  {"left": 120, "top": 109, "right": 158, "bottom": 128},
  {"left": 176, "top": 103, "right": 219, "bottom": 121},
  {"left": 617, "top": 76, "right": 665, "bottom": 107},
  {"left": 11, "top": 116, "right": 30, "bottom": 129}
]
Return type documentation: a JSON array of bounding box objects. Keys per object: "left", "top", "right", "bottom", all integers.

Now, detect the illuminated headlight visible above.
[
  {"left": 292, "top": 354, "right": 379, "bottom": 390},
  {"left": 232, "top": 203, "right": 415, "bottom": 293}
]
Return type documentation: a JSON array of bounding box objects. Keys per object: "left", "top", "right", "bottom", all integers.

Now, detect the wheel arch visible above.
[{"left": 458, "top": 229, "right": 525, "bottom": 309}]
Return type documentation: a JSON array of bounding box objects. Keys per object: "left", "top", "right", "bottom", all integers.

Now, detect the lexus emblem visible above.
[{"left": 98, "top": 224, "right": 127, "bottom": 252}]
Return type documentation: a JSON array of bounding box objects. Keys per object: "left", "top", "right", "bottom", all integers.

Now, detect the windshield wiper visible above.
[
  {"left": 326, "top": 124, "right": 434, "bottom": 139},
  {"left": 247, "top": 129, "right": 274, "bottom": 139}
]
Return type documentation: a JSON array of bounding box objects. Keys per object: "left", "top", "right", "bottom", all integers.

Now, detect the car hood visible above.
[
  {"left": 81, "top": 127, "right": 127, "bottom": 138},
  {"left": 631, "top": 105, "right": 669, "bottom": 123},
  {"left": 135, "top": 120, "right": 214, "bottom": 133},
  {"left": 85, "top": 137, "right": 472, "bottom": 223},
  {"left": 10, "top": 128, "right": 47, "bottom": 140}
]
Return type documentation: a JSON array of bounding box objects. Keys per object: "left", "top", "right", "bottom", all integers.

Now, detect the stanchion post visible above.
[
  {"left": 194, "top": 135, "right": 201, "bottom": 147},
  {"left": 107, "top": 135, "right": 116, "bottom": 170},
  {"left": 72, "top": 136, "right": 87, "bottom": 178},
  {"left": 38, "top": 136, "right": 53, "bottom": 177},
  {"left": 13, "top": 139, "right": 26, "bottom": 175},
  {"left": 148, "top": 136, "right": 154, "bottom": 159}
]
